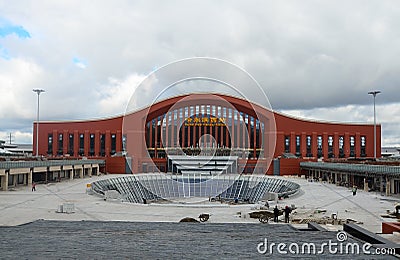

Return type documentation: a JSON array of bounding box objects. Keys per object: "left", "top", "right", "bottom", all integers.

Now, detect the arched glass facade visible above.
[{"left": 145, "top": 104, "right": 265, "bottom": 160}]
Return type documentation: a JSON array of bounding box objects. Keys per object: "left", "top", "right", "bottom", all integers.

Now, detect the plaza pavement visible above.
[{"left": 0, "top": 173, "right": 399, "bottom": 239}]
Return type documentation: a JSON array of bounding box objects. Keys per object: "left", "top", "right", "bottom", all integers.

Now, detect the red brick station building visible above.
[{"left": 33, "top": 93, "right": 380, "bottom": 175}]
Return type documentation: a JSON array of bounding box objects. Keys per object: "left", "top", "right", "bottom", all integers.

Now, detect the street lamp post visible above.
[
  {"left": 368, "top": 90, "right": 381, "bottom": 160},
  {"left": 33, "top": 89, "right": 45, "bottom": 156}
]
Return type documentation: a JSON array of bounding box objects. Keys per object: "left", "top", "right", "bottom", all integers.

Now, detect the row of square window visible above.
[
  {"left": 285, "top": 135, "right": 366, "bottom": 148},
  {"left": 47, "top": 133, "right": 119, "bottom": 156}
]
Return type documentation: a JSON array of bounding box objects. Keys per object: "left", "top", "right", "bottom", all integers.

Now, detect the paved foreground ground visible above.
[
  {"left": 1, "top": 220, "right": 396, "bottom": 259},
  {"left": 0, "top": 174, "right": 399, "bottom": 237}
]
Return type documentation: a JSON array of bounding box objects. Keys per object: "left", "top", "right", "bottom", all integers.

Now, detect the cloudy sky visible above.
[{"left": 0, "top": 0, "right": 399, "bottom": 146}]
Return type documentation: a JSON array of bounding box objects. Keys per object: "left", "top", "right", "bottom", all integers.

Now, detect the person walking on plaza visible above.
[
  {"left": 32, "top": 182, "right": 36, "bottom": 192},
  {"left": 273, "top": 205, "right": 279, "bottom": 222},
  {"left": 352, "top": 185, "right": 357, "bottom": 196},
  {"left": 284, "top": 206, "right": 291, "bottom": 223}
]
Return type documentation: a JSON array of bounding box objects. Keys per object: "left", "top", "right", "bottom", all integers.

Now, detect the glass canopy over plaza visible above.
[{"left": 91, "top": 174, "right": 300, "bottom": 203}]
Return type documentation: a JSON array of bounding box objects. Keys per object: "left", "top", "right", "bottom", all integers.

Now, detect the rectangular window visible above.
[
  {"left": 284, "top": 136, "right": 290, "bottom": 153},
  {"left": 295, "top": 135, "right": 300, "bottom": 156},
  {"left": 350, "top": 136, "right": 355, "bottom": 157},
  {"left": 328, "top": 136, "right": 334, "bottom": 158},
  {"left": 158, "top": 116, "right": 162, "bottom": 149},
  {"left": 79, "top": 134, "right": 84, "bottom": 156},
  {"left": 167, "top": 113, "right": 172, "bottom": 147},
  {"left": 89, "top": 134, "right": 95, "bottom": 156},
  {"left": 58, "top": 133, "right": 63, "bottom": 155},
  {"left": 48, "top": 134, "right": 53, "bottom": 155},
  {"left": 339, "top": 136, "right": 344, "bottom": 158},
  {"left": 250, "top": 117, "right": 254, "bottom": 149},
  {"left": 152, "top": 119, "right": 156, "bottom": 147},
  {"left": 162, "top": 116, "right": 167, "bottom": 148},
  {"left": 146, "top": 122, "right": 150, "bottom": 148},
  {"left": 317, "top": 136, "right": 323, "bottom": 158},
  {"left": 122, "top": 134, "right": 127, "bottom": 152},
  {"left": 306, "top": 135, "right": 312, "bottom": 157},
  {"left": 360, "top": 136, "right": 366, "bottom": 157},
  {"left": 100, "top": 134, "right": 105, "bottom": 156},
  {"left": 68, "top": 134, "right": 74, "bottom": 156},
  {"left": 255, "top": 119, "right": 260, "bottom": 149},
  {"left": 111, "top": 134, "right": 116, "bottom": 155},
  {"left": 239, "top": 112, "right": 244, "bottom": 148},
  {"left": 244, "top": 114, "right": 248, "bottom": 148}
]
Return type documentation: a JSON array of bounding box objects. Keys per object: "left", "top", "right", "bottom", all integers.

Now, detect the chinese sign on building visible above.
[{"left": 184, "top": 117, "right": 226, "bottom": 127}]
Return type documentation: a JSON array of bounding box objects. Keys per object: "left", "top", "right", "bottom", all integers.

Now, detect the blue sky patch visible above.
[
  {"left": 73, "top": 57, "right": 87, "bottom": 69},
  {"left": 0, "top": 18, "right": 31, "bottom": 59},
  {"left": 0, "top": 18, "right": 31, "bottom": 38}
]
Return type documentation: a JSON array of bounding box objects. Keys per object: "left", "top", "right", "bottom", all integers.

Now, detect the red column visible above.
[
  {"left": 290, "top": 132, "right": 296, "bottom": 154},
  {"left": 184, "top": 118, "right": 186, "bottom": 148},
  {"left": 84, "top": 130, "right": 90, "bottom": 156},
  {"left": 312, "top": 132, "right": 317, "bottom": 158},
  {"left": 95, "top": 130, "right": 100, "bottom": 156},
  {"left": 105, "top": 130, "right": 111, "bottom": 157},
  {"left": 344, "top": 132, "right": 350, "bottom": 157},
  {"left": 203, "top": 122, "right": 206, "bottom": 147},
  {"left": 63, "top": 130, "right": 68, "bottom": 155},
  {"left": 149, "top": 120, "right": 153, "bottom": 148},
  {"left": 377, "top": 126, "right": 382, "bottom": 158},
  {"left": 323, "top": 132, "right": 328, "bottom": 159},
  {"left": 74, "top": 130, "right": 79, "bottom": 157},
  {"left": 198, "top": 122, "right": 202, "bottom": 147},
  {"left": 301, "top": 132, "right": 306, "bottom": 157},
  {"left": 263, "top": 118, "right": 271, "bottom": 160},
  {"left": 192, "top": 125, "right": 195, "bottom": 148},
  {"left": 188, "top": 125, "right": 191, "bottom": 148},
  {"left": 333, "top": 132, "right": 339, "bottom": 158},
  {"left": 52, "top": 130, "right": 57, "bottom": 157},
  {"left": 116, "top": 130, "right": 122, "bottom": 153},
  {"left": 355, "top": 132, "right": 361, "bottom": 157}
]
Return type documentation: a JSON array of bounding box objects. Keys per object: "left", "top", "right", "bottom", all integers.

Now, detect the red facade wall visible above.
[
  {"left": 33, "top": 94, "right": 381, "bottom": 175},
  {"left": 279, "top": 158, "right": 318, "bottom": 176},
  {"left": 106, "top": 157, "right": 127, "bottom": 174},
  {"left": 33, "top": 116, "right": 123, "bottom": 159},
  {"left": 274, "top": 112, "right": 381, "bottom": 159}
]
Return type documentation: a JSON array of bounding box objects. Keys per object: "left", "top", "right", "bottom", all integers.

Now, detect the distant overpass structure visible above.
[
  {"left": 0, "top": 159, "right": 105, "bottom": 191},
  {"left": 0, "top": 140, "right": 33, "bottom": 156}
]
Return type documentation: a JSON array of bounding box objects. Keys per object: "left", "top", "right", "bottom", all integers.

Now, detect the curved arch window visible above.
[{"left": 145, "top": 104, "right": 265, "bottom": 159}]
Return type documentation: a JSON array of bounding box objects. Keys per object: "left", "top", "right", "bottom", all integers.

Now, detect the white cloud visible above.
[
  {"left": 0, "top": 0, "right": 399, "bottom": 146},
  {"left": 97, "top": 73, "right": 146, "bottom": 116},
  {"left": 0, "top": 130, "right": 32, "bottom": 144},
  {"left": 0, "top": 57, "right": 44, "bottom": 119}
]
